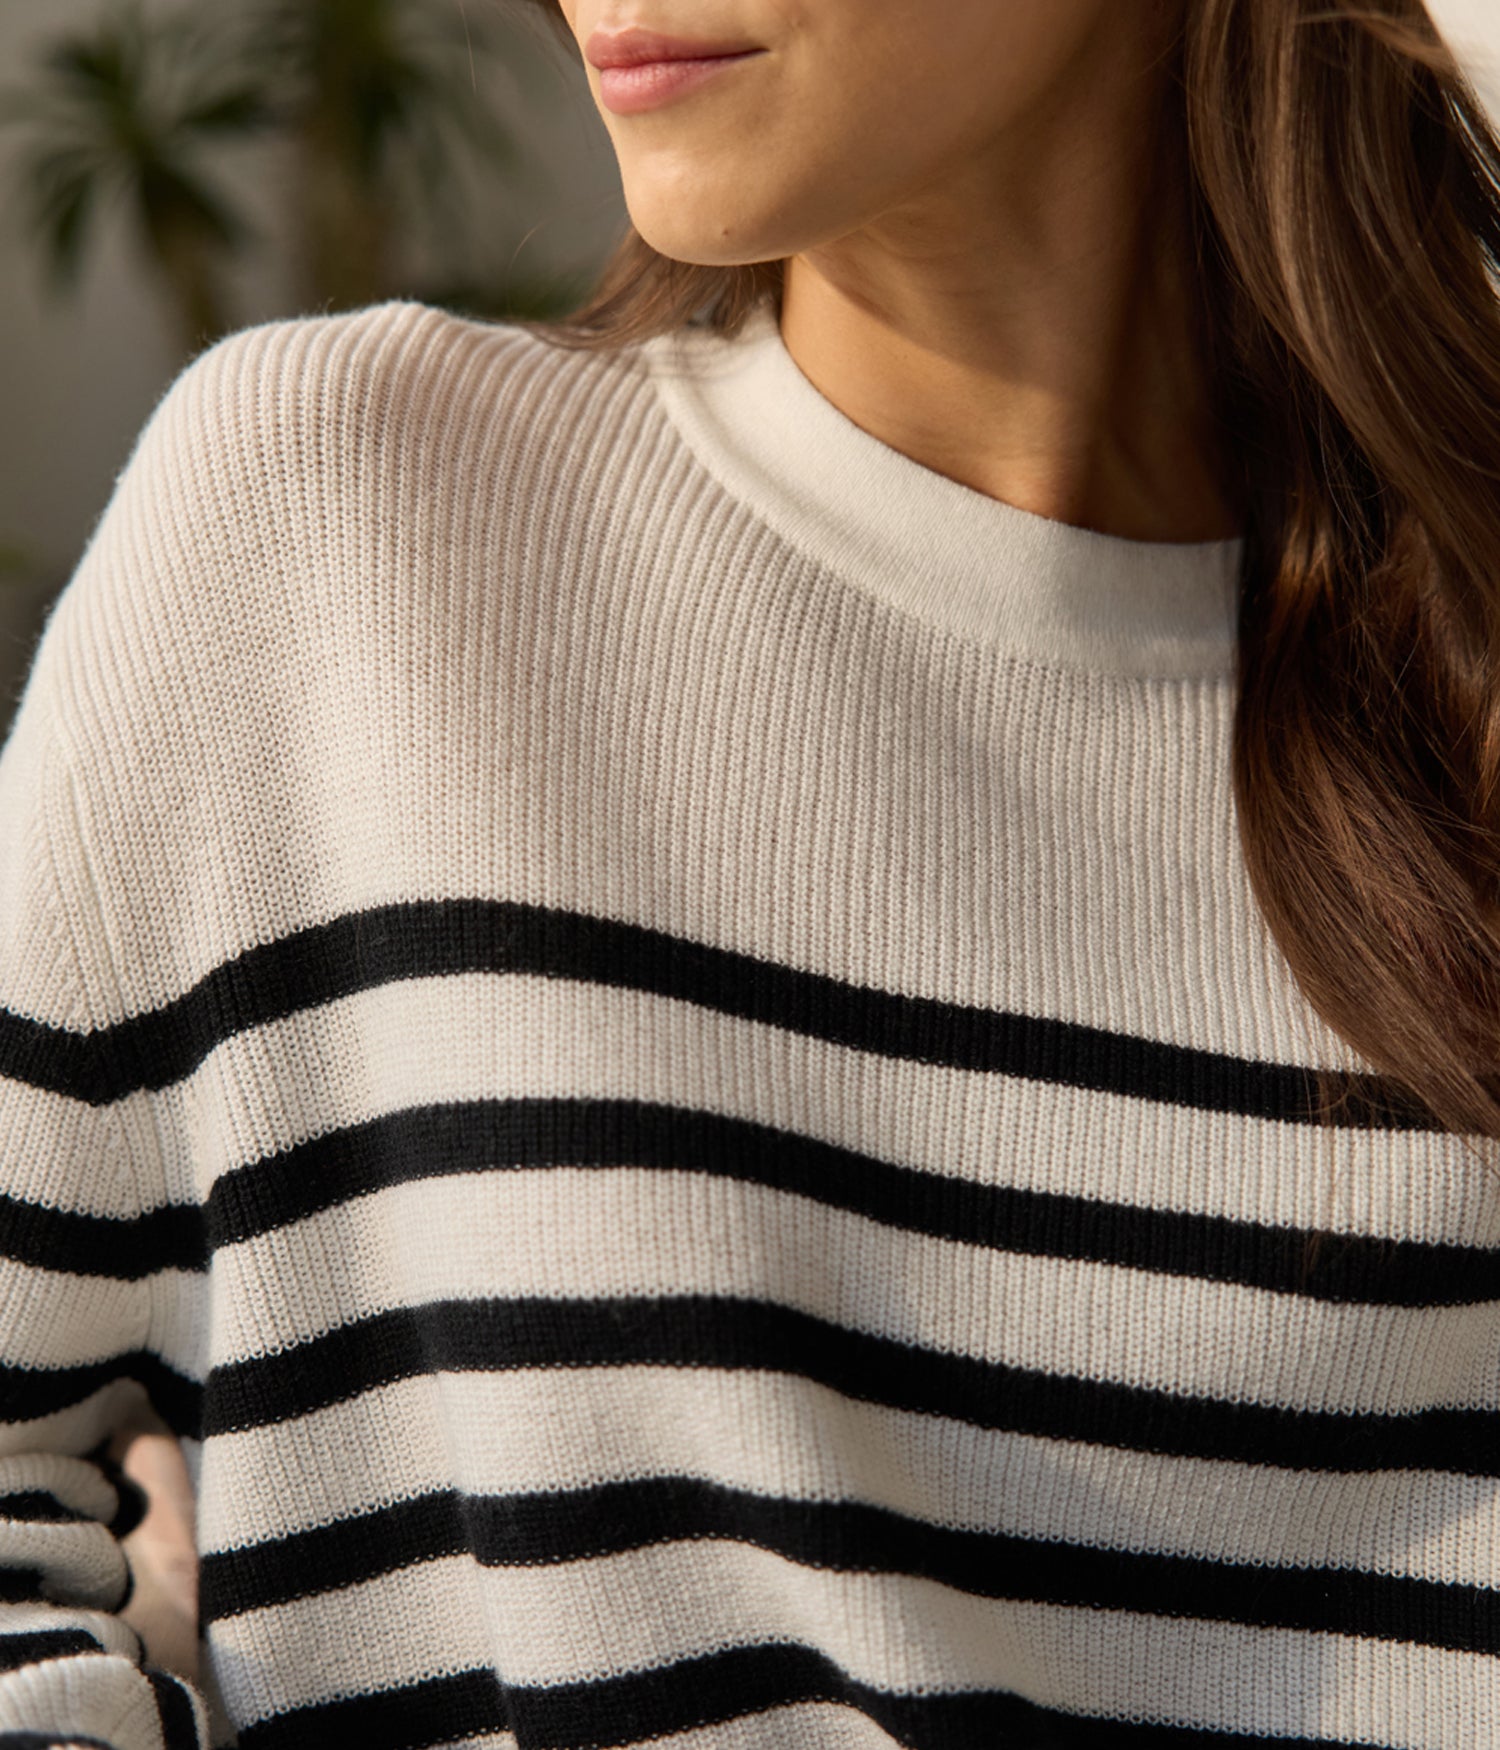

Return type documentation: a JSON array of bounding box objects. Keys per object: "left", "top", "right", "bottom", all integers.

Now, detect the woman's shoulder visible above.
[
  {"left": 28, "top": 304, "right": 638, "bottom": 743},
  {"left": 57, "top": 300, "right": 644, "bottom": 626},
  {"left": 141, "top": 299, "right": 636, "bottom": 495},
  {"left": 126, "top": 292, "right": 637, "bottom": 486},
  {"left": 186, "top": 297, "right": 632, "bottom": 410}
]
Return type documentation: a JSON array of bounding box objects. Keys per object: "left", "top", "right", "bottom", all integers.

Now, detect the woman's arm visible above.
[{"left": 0, "top": 477, "right": 211, "bottom": 1750}]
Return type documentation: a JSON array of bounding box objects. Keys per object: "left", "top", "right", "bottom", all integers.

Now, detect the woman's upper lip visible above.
[{"left": 584, "top": 28, "right": 761, "bottom": 70}]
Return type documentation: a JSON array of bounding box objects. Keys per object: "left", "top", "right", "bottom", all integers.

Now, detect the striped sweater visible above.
[{"left": 0, "top": 297, "right": 1496, "bottom": 1750}]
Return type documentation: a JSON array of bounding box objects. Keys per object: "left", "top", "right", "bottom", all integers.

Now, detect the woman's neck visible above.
[{"left": 777, "top": 21, "right": 1243, "bottom": 547}]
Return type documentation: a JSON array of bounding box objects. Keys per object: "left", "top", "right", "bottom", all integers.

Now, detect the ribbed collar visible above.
[{"left": 642, "top": 305, "right": 1244, "bottom": 679}]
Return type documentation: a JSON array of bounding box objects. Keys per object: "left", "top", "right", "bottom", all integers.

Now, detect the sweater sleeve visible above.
[
  {"left": 0, "top": 474, "right": 211, "bottom": 1746},
  {"left": 0, "top": 299, "right": 461, "bottom": 1748}
]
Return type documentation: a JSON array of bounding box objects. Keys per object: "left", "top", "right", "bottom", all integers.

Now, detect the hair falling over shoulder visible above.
[{"left": 523, "top": 0, "right": 1500, "bottom": 1158}]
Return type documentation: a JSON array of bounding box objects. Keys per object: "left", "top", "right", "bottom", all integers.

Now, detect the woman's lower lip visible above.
[{"left": 597, "top": 52, "right": 762, "bottom": 116}]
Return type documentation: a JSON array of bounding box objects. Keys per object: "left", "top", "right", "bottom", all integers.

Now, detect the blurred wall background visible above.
[{"left": 1, "top": 0, "right": 1498, "bottom": 746}]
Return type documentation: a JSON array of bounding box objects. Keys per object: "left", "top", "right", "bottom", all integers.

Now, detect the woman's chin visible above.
[
  {"left": 633, "top": 233, "right": 765, "bottom": 269},
  {"left": 624, "top": 199, "right": 791, "bottom": 270}
]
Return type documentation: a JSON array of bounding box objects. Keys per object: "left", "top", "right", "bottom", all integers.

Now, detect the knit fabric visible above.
[{"left": 0, "top": 298, "right": 1496, "bottom": 1750}]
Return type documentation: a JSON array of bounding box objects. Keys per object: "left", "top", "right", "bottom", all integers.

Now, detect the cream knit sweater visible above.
[{"left": 0, "top": 299, "right": 1495, "bottom": 1750}]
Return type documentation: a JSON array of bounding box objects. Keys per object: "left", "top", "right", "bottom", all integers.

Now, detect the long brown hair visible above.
[{"left": 523, "top": 0, "right": 1500, "bottom": 1155}]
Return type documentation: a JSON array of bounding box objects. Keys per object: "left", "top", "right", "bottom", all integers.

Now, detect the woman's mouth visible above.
[{"left": 585, "top": 29, "right": 766, "bottom": 116}]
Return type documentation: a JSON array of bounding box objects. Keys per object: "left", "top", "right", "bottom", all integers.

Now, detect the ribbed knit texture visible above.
[{"left": 0, "top": 298, "right": 1497, "bottom": 1750}]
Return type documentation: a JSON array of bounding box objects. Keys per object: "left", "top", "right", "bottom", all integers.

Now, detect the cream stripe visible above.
[
  {"left": 0, "top": 1258, "right": 143, "bottom": 1371},
  {"left": 0, "top": 1085, "right": 141, "bottom": 1220},
  {"left": 156, "top": 972, "right": 1496, "bottom": 1250},
  {"left": 0, "top": 1652, "right": 195, "bottom": 1747},
  {"left": 208, "top": 1166, "right": 1500, "bottom": 1418},
  {"left": 642, "top": 1706, "right": 899, "bottom": 1750},
  {"left": 0, "top": 1452, "right": 120, "bottom": 1523},
  {"left": 206, "top": 1540, "right": 1495, "bottom": 1750},
  {"left": 198, "top": 1367, "right": 1500, "bottom": 1592},
  {"left": 0, "top": 1258, "right": 199, "bottom": 1391},
  {"left": 428, "top": 1738, "right": 517, "bottom": 1750},
  {"left": 0, "top": 1521, "right": 128, "bottom": 1611}
]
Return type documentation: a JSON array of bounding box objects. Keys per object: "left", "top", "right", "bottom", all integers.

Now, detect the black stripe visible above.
[
  {"left": 207, "top": 1096, "right": 1499, "bottom": 1306},
  {"left": 236, "top": 1668, "right": 505, "bottom": 1750},
  {"left": 0, "top": 1628, "right": 105, "bottom": 1672},
  {"left": 200, "top": 1293, "right": 1500, "bottom": 1475},
  {"left": 0, "top": 1190, "right": 206, "bottom": 1279},
  {"left": 0, "top": 898, "right": 1436, "bottom": 1128},
  {"left": 148, "top": 1669, "right": 201, "bottom": 1749},
  {"left": 515, "top": 1641, "right": 1390, "bottom": 1750},
  {"left": 106, "top": 1475, "right": 148, "bottom": 1544},
  {"left": 197, "top": 1473, "right": 1500, "bottom": 1653},
  {"left": 0, "top": 1005, "right": 108, "bottom": 1105},
  {"left": 0, "top": 1492, "right": 87, "bottom": 1526},
  {"left": 0, "top": 1353, "right": 202, "bottom": 1444},
  {"left": 233, "top": 1648, "right": 1396, "bottom": 1750},
  {"left": 200, "top": 1489, "right": 466, "bottom": 1619}
]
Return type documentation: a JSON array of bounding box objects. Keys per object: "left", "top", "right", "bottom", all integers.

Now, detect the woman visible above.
[{"left": 1, "top": 0, "right": 1498, "bottom": 1743}]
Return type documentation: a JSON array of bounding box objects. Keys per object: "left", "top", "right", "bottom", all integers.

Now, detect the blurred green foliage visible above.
[
  {"left": 0, "top": 544, "right": 40, "bottom": 588},
  {"left": 0, "top": 0, "right": 585, "bottom": 354}
]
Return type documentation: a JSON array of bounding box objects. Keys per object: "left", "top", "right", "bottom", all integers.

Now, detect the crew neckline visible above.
[{"left": 641, "top": 304, "right": 1244, "bottom": 679}]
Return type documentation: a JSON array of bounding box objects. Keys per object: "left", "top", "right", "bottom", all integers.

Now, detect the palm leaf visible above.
[
  {"left": 246, "top": 0, "right": 518, "bottom": 179},
  {"left": 3, "top": 0, "right": 553, "bottom": 325},
  {"left": 178, "top": 88, "right": 278, "bottom": 135},
  {"left": 137, "top": 161, "right": 247, "bottom": 255},
  {"left": 0, "top": 1, "right": 260, "bottom": 294},
  {"left": 30, "top": 165, "right": 99, "bottom": 285}
]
